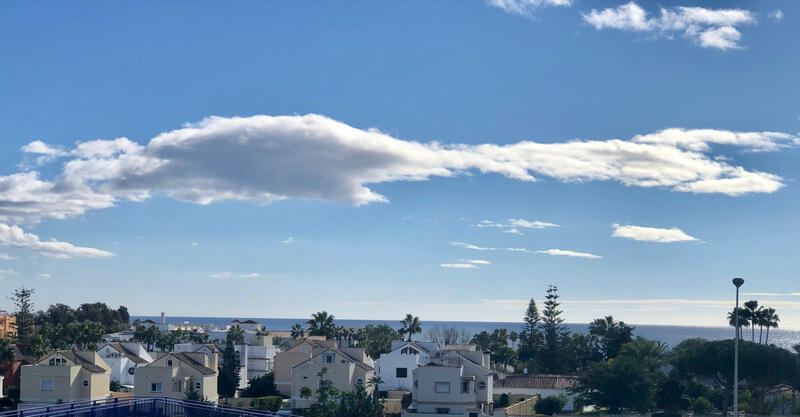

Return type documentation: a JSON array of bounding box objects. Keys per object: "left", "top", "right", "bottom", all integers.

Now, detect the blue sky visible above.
[{"left": 0, "top": 0, "right": 798, "bottom": 327}]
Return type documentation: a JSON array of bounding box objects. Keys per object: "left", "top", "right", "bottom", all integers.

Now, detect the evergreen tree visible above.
[
  {"left": 538, "top": 285, "right": 569, "bottom": 373},
  {"left": 218, "top": 340, "right": 241, "bottom": 397},
  {"left": 519, "top": 298, "right": 542, "bottom": 362},
  {"left": 10, "top": 287, "right": 35, "bottom": 340}
]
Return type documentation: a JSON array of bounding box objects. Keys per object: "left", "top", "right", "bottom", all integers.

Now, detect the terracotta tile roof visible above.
[{"left": 495, "top": 374, "right": 579, "bottom": 390}]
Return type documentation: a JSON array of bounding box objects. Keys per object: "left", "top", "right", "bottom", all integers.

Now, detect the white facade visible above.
[
  {"left": 404, "top": 348, "right": 495, "bottom": 417},
  {"left": 375, "top": 342, "right": 438, "bottom": 391},
  {"left": 96, "top": 343, "right": 153, "bottom": 388}
]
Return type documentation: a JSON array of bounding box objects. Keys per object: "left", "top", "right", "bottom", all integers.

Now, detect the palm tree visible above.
[
  {"left": 256, "top": 326, "right": 270, "bottom": 336},
  {"left": 728, "top": 307, "right": 749, "bottom": 340},
  {"left": 306, "top": 311, "right": 335, "bottom": 339},
  {"left": 290, "top": 323, "right": 305, "bottom": 340},
  {"left": 764, "top": 307, "right": 780, "bottom": 344},
  {"left": 226, "top": 325, "right": 245, "bottom": 344},
  {"left": 399, "top": 314, "right": 422, "bottom": 342},
  {"left": 755, "top": 308, "right": 768, "bottom": 344},
  {"left": 368, "top": 375, "right": 384, "bottom": 398},
  {"left": 743, "top": 300, "right": 760, "bottom": 342}
]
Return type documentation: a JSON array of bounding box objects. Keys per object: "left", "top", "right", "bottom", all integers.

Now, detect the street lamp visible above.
[{"left": 732, "top": 277, "right": 744, "bottom": 417}]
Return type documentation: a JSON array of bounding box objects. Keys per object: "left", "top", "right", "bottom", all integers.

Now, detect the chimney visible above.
[{"left": 160, "top": 312, "right": 166, "bottom": 324}]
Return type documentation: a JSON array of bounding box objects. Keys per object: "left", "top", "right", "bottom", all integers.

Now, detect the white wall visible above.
[{"left": 375, "top": 343, "right": 429, "bottom": 391}]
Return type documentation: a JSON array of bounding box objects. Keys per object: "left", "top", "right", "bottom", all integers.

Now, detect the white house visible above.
[
  {"left": 375, "top": 341, "right": 440, "bottom": 391},
  {"left": 493, "top": 374, "right": 580, "bottom": 411},
  {"left": 96, "top": 342, "right": 153, "bottom": 389},
  {"left": 404, "top": 347, "right": 495, "bottom": 417},
  {"left": 207, "top": 320, "right": 263, "bottom": 344}
]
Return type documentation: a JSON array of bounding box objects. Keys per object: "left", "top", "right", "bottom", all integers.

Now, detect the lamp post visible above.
[{"left": 732, "top": 277, "right": 744, "bottom": 417}]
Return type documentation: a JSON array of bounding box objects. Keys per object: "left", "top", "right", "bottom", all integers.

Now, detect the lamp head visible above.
[{"left": 732, "top": 278, "right": 745, "bottom": 288}]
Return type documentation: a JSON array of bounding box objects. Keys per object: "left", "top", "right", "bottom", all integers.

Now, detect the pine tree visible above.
[
  {"left": 218, "top": 340, "right": 241, "bottom": 397},
  {"left": 520, "top": 298, "right": 542, "bottom": 362},
  {"left": 10, "top": 287, "right": 35, "bottom": 340},
  {"left": 538, "top": 285, "right": 569, "bottom": 373}
]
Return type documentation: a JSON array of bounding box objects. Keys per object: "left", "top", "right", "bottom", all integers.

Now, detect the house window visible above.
[
  {"left": 357, "top": 379, "right": 364, "bottom": 385},
  {"left": 167, "top": 360, "right": 173, "bottom": 366},
  {"left": 461, "top": 380, "right": 470, "bottom": 393},
  {"left": 151, "top": 383, "right": 163, "bottom": 393},
  {"left": 128, "top": 367, "right": 136, "bottom": 375},
  {"left": 40, "top": 381, "right": 54, "bottom": 391},
  {"left": 325, "top": 354, "right": 334, "bottom": 364},
  {"left": 478, "top": 381, "right": 486, "bottom": 390},
  {"left": 195, "top": 382, "right": 201, "bottom": 390},
  {"left": 396, "top": 367, "right": 408, "bottom": 378},
  {"left": 469, "top": 413, "right": 479, "bottom": 417},
  {"left": 435, "top": 382, "right": 450, "bottom": 393},
  {"left": 435, "top": 408, "right": 450, "bottom": 414},
  {"left": 82, "top": 379, "right": 89, "bottom": 388}
]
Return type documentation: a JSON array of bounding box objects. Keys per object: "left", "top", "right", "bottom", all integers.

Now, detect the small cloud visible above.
[
  {"left": 466, "top": 259, "right": 491, "bottom": 265},
  {"left": 612, "top": 224, "right": 698, "bottom": 243},
  {"left": 537, "top": 249, "right": 601, "bottom": 259},
  {"left": 769, "top": 9, "right": 783, "bottom": 22},
  {"left": 441, "top": 263, "right": 478, "bottom": 269},
  {"left": 504, "top": 228, "right": 524, "bottom": 235},
  {"left": 488, "top": 0, "right": 572, "bottom": 17},
  {"left": 0, "top": 253, "right": 16, "bottom": 260},
  {"left": 450, "top": 241, "right": 532, "bottom": 253},
  {"left": 283, "top": 237, "right": 295, "bottom": 244},
  {"left": 0, "top": 269, "right": 17, "bottom": 279},
  {"left": 475, "top": 218, "right": 559, "bottom": 231},
  {"left": 190, "top": 242, "right": 198, "bottom": 247},
  {"left": 38, "top": 273, "right": 51, "bottom": 278},
  {"left": 210, "top": 272, "right": 260, "bottom": 279}
]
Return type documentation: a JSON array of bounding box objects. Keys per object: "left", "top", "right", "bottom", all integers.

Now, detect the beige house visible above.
[
  {"left": 404, "top": 347, "right": 495, "bottom": 417},
  {"left": 20, "top": 350, "right": 111, "bottom": 406},
  {"left": 291, "top": 347, "right": 374, "bottom": 409},
  {"left": 134, "top": 352, "right": 219, "bottom": 403},
  {"left": 274, "top": 339, "right": 337, "bottom": 395}
]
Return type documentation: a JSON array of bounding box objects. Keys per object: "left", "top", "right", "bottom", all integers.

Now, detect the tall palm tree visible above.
[
  {"left": 743, "top": 300, "right": 760, "bottom": 342},
  {"left": 764, "top": 307, "right": 780, "bottom": 344},
  {"left": 368, "top": 375, "right": 384, "bottom": 398},
  {"left": 400, "top": 314, "right": 422, "bottom": 342},
  {"left": 728, "top": 307, "right": 749, "bottom": 340},
  {"left": 290, "top": 323, "right": 305, "bottom": 340},
  {"left": 306, "top": 311, "right": 335, "bottom": 339},
  {"left": 755, "top": 308, "right": 768, "bottom": 344}
]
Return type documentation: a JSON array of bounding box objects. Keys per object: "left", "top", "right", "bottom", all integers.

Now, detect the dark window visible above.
[
  {"left": 167, "top": 360, "right": 173, "bottom": 366},
  {"left": 461, "top": 380, "right": 469, "bottom": 393},
  {"left": 396, "top": 367, "right": 408, "bottom": 378},
  {"left": 128, "top": 367, "right": 136, "bottom": 375},
  {"left": 82, "top": 379, "right": 89, "bottom": 388},
  {"left": 436, "top": 408, "right": 450, "bottom": 414},
  {"left": 478, "top": 381, "right": 486, "bottom": 390}
]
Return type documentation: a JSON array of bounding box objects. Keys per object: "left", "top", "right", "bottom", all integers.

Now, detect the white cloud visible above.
[
  {"left": 503, "top": 228, "right": 524, "bottom": 235},
  {"left": 210, "top": 272, "right": 260, "bottom": 279},
  {"left": 476, "top": 218, "right": 560, "bottom": 229},
  {"left": 440, "top": 263, "right": 478, "bottom": 269},
  {"left": 582, "top": 2, "right": 756, "bottom": 50},
  {"left": 742, "top": 291, "right": 800, "bottom": 297},
  {"left": 488, "top": 0, "right": 571, "bottom": 16},
  {"left": 38, "top": 273, "right": 51, "bottom": 278},
  {"left": 450, "top": 241, "right": 533, "bottom": 253},
  {"left": 283, "top": 237, "right": 295, "bottom": 244},
  {"left": 466, "top": 259, "right": 491, "bottom": 265},
  {"left": 0, "top": 223, "right": 114, "bottom": 259},
  {"left": 769, "top": 10, "right": 783, "bottom": 22},
  {"left": 1, "top": 115, "right": 793, "bottom": 227},
  {"left": 537, "top": 248, "right": 601, "bottom": 259},
  {"left": 612, "top": 224, "right": 698, "bottom": 243},
  {"left": 0, "top": 253, "right": 16, "bottom": 260},
  {"left": 190, "top": 242, "right": 198, "bottom": 247},
  {"left": 0, "top": 269, "right": 17, "bottom": 278}
]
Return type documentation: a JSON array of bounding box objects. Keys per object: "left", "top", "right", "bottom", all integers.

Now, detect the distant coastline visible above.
[{"left": 132, "top": 316, "right": 800, "bottom": 350}]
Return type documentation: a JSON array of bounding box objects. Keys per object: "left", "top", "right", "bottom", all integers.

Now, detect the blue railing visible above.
[{"left": 0, "top": 397, "right": 296, "bottom": 417}]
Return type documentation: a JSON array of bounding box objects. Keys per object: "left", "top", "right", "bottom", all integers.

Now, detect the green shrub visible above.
[
  {"left": 497, "top": 393, "right": 510, "bottom": 408},
  {"left": 692, "top": 397, "right": 713, "bottom": 415},
  {"left": 242, "top": 372, "right": 279, "bottom": 397},
  {"left": 534, "top": 395, "right": 567, "bottom": 416},
  {"left": 249, "top": 396, "right": 282, "bottom": 412},
  {"left": 401, "top": 392, "right": 413, "bottom": 410}
]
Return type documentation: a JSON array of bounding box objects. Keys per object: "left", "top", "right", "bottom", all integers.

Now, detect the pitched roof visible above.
[
  {"left": 42, "top": 350, "right": 107, "bottom": 374},
  {"left": 495, "top": 374, "right": 579, "bottom": 390},
  {"left": 170, "top": 353, "right": 216, "bottom": 375},
  {"left": 391, "top": 341, "right": 431, "bottom": 354},
  {"left": 105, "top": 343, "right": 149, "bottom": 364},
  {"left": 293, "top": 347, "right": 373, "bottom": 371}
]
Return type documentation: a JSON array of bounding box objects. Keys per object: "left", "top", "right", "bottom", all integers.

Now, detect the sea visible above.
[{"left": 133, "top": 316, "right": 800, "bottom": 351}]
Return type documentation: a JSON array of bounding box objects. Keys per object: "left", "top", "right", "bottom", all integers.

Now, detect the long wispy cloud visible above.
[
  {"left": 450, "top": 241, "right": 532, "bottom": 253},
  {"left": 209, "top": 272, "right": 260, "bottom": 279},
  {"left": 3, "top": 115, "right": 794, "bottom": 230},
  {"left": 475, "top": 218, "right": 560, "bottom": 235},
  {"left": 612, "top": 224, "right": 698, "bottom": 243},
  {"left": 583, "top": 2, "right": 757, "bottom": 50},
  {"left": 0, "top": 223, "right": 114, "bottom": 259},
  {"left": 537, "top": 249, "right": 601, "bottom": 259},
  {"left": 487, "top": 0, "right": 571, "bottom": 16}
]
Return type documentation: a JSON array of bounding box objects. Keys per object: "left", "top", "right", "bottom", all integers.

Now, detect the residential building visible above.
[
  {"left": 134, "top": 352, "right": 219, "bottom": 403},
  {"left": 274, "top": 339, "right": 337, "bottom": 395},
  {"left": 173, "top": 337, "right": 279, "bottom": 389},
  {"left": 404, "top": 347, "right": 495, "bottom": 417},
  {"left": 291, "top": 347, "right": 375, "bottom": 409},
  {"left": 207, "top": 319, "right": 263, "bottom": 344},
  {"left": 96, "top": 342, "right": 153, "bottom": 389},
  {"left": 493, "top": 374, "right": 579, "bottom": 411},
  {"left": 375, "top": 341, "right": 440, "bottom": 391},
  {"left": 20, "top": 349, "right": 111, "bottom": 406},
  {"left": 0, "top": 311, "right": 15, "bottom": 338}
]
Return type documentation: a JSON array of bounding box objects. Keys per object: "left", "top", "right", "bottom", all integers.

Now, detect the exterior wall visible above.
[
  {"left": 375, "top": 344, "right": 429, "bottom": 391},
  {"left": 274, "top": 351, "right": 312, "bottom": 395},
  {"left": 134, "top": 353, "right": 218, "bottom": 403},
  {"left": 20, "top": 365, "right": 109, "bottom": 405},
  {"left": 0, "top": 312, "right": 16, "bottom": 338},
  {"left": 413, "top": 366, "right": 479, "bottom": 415},
  {"left": 97, "top": 345, "right": 134, "bottom": 386}
]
